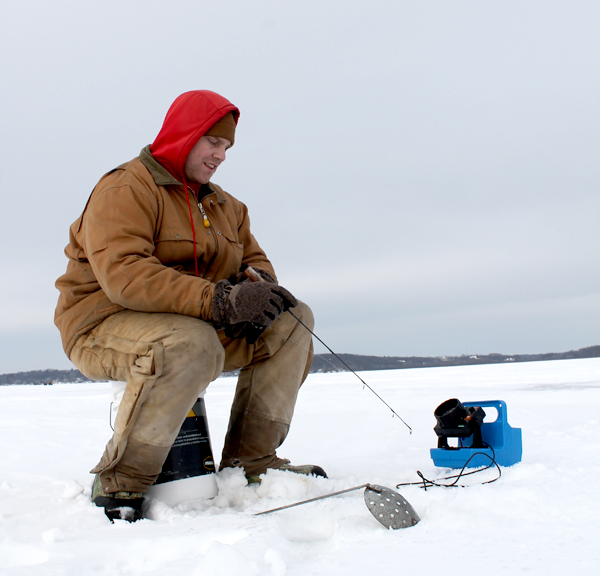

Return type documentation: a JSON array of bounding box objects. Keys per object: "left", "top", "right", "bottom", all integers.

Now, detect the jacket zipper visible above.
[{"left": 198, "top": 197, "right": 219, "bottom": 278}]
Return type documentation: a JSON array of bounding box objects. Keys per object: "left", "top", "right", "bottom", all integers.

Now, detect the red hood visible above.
[{"left": 150, "top": 90, "right": 240, "bottom": 190}]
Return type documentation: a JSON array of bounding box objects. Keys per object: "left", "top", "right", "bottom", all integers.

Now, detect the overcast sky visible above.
[{"left": 1, "top": 0, "right": 599, "bottom": 373}]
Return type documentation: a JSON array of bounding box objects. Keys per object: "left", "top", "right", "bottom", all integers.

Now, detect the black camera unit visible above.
[{"left": 433, "top": 398, "right": 486, "bottom": 449}]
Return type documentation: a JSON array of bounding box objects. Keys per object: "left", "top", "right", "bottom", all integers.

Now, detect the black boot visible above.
[{"left": 91, "top": 475, "right": 144, "bottom": 523}]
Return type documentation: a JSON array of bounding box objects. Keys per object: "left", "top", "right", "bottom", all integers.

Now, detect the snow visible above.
[{"left": 1, "top": 358, "right": 599, "bottom": 575}]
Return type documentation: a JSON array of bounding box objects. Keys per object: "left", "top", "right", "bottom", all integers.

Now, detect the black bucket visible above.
[
  {"left": 147, "top": 395, "right": 218, "bottom": 505},
  {"left": 110, "top": 383, "right": 218, "bottom": 506}
]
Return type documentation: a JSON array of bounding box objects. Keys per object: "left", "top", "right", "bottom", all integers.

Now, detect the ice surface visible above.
[{"left": 1, "top": 358, "right": 599, "bottom": 574}]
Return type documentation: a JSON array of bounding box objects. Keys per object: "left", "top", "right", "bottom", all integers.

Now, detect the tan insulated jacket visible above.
[{"left": 55, "top": 146, "right": 275, "bottom": 356}]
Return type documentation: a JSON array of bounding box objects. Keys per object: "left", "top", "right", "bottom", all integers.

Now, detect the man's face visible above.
[{"left": 183, "top": 136, "right": 231, "bottom": 185}]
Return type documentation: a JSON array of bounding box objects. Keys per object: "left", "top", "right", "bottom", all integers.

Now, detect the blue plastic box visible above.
[{"left": 430, "top": 400, "right": 522, "bottom": 469}]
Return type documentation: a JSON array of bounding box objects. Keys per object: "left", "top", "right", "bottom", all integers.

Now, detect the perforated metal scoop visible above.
[
  {"left": 256, "top": 483, "right": 420, "bottom": 530},
  {"left": 364, "top": 484, "right": 420, "bottom": 529}
]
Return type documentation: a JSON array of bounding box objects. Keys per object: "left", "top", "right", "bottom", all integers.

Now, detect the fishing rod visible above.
[{"left": 243, "top": 265, "right": 412, "bottom": 434}]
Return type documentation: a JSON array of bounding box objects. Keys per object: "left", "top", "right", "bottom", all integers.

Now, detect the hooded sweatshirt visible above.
[
  {"left": 54, "top": 91, "right": 275, "bottom": 356},
  {"left": 150, "top": 90, "right": 239, "bottom": 194}
]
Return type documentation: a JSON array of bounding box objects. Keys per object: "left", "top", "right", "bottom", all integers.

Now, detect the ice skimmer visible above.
[{"left": 255, "top": 483, "right": 420, "bottom": 530}]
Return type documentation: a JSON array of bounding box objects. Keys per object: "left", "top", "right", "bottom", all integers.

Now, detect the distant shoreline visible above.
[
  {"left": 1, "top": 345, "right": 598, "bottom": 385},
  {"left": 310, "top": 345, "right": 600, "bottom": 373}
]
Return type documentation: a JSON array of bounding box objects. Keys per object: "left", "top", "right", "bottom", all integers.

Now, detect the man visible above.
[{"left": 55, "top": 90, "right": 325, "bottom": 523}]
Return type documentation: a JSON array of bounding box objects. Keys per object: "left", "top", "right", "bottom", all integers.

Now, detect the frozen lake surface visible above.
[{"left": 1, "top": 358, "right": 599, "bottom": 575}]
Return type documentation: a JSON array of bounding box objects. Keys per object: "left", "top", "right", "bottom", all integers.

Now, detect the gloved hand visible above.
[{"left": 212, "top": 279, "right": 298, "bottom": 344}]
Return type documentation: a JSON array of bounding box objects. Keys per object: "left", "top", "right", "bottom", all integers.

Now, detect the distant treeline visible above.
[
  {"left": 2, "top": 345, "right": 599, "bottom": 385},
  {"left": 310, "top": 345, "right": 600, "bottom": 372},
  {"left": 0, "top": 369, "right": 90, "bottom": 385}
]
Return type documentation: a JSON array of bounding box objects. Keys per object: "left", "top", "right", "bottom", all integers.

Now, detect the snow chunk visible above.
[
  {"left": 277, "top": 509, "right": 335, "bottom": 542},
  {"left": 264, "top": 547, "right": 287, "bottom": 575},
  {"left": 61, "top": 478, "right": 84, "bottom": 499},
  {"left": 42, "top": 527, "right": 65, "bottom": 543},
  {"left": 213, "top": 467, "right": 258, "bottom": 509},
  {"left": 0, "top": 542, "right": 49, "bottom": 569}
]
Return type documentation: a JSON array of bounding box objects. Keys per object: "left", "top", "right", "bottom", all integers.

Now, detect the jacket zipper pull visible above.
[{"left": 198, "top": 202, "right": 210, "bottom": 228}]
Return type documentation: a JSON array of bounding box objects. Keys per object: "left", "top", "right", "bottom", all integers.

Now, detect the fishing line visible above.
[
  {"left": 242, "top": 265, "right": 412, "bottom": 433},
  {"left": 287, "top": 310, "right": 412, "bottom": 433},
  {"left": 267, "top": 318, "right": 405, "bottom": 421}
]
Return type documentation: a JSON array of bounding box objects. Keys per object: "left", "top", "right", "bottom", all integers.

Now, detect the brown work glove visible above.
[{"left": 212, "top": 279, "right": 298, "bottom": 344}]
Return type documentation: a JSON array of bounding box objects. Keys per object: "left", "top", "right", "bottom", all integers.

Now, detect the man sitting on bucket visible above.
[{"left": 54, "top": 90, "right": 326, "bottom": 522}]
